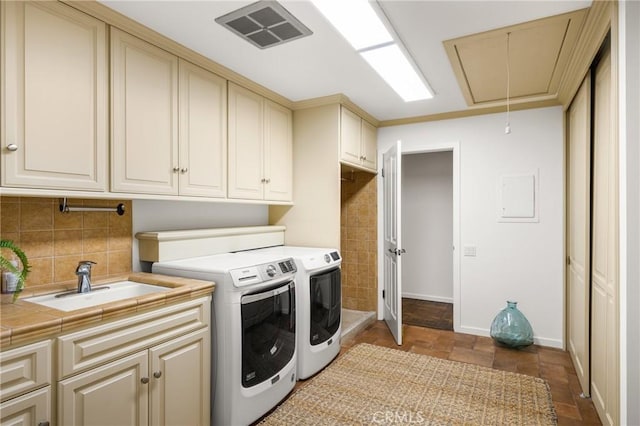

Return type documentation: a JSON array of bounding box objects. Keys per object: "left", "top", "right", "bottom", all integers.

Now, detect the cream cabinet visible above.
[
  {"left": 56, "top": 296, "right": 210, "bottom": 425},
  {"left": 340, "top": 106, "right": 377, "bottom": 172},
  {"left": 0, "top": 340, "right": 52, "bottom": 426},
  {"left": 228, "top": 82, "right": 292, "bottom": 201},
  {"left": 111, "top": 29, "right": 227, "bottom": 198},
  {"left": 58, "top": 351, "right": 149, "bottom": 425},
  {"left": 178, "top": 60, "right": 227, "bottom": 198},
  {"left": 110, "top": 28, "right": 179, "bottom": 195},
  {"left": 1, "top": 1, "right": 108, "bottom": 191},
  {"left": 59, "top": 329, "right": 209, "bottom": 426}
]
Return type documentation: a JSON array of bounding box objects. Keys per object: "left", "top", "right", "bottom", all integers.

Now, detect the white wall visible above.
[
  {"left": 378, "top": 107, "right": 565, "bottom": 348},
  {"left": 402, "top": 151, "right": 453, "bottom": 303},
  {"left": 132, "top": 200, "right": 268, "bottom": 271},
  {"left": 619, "top": 1, "right": 640, "bottom": 423}
]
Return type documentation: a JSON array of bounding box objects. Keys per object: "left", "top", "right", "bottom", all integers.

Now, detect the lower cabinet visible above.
[
  {"left": 0, "top": 340, "right": 52, "bottom": 426},
  {"left": 58, "top": 328, "right": 209, "bottom": 426},
  {"left": 0, "top": 296, "right": 211, "bottom": 426},
  {"left": 0, "top": 386, "right": 51, "bottom": 426}
]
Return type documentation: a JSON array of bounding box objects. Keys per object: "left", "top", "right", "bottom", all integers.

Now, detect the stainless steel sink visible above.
[{"left": 24, "top": 281, "right": 170, "bottom": 312}]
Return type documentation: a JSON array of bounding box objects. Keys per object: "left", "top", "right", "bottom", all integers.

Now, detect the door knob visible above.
[
  {"left": 6, "top": 144, "right": 18, "bottom": 152},
  {"left": 153, "top": 371, "right": 162, "bottom": 378},
  {"left": 173, "top": 167, "right": 179, "bottom": 173},
  {"left": 141, "top": 377, "right": 149, "bottom": 384},
  {"left": 180, "top": 168, "right": 188, "bottom": 174}
]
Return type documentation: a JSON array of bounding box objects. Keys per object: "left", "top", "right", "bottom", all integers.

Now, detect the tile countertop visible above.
[{"left": 0, "top": 272, "right": 215, "bottom": 350}]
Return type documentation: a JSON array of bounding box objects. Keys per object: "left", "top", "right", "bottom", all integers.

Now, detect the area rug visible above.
[{"left": 260, "top": 343, "right": 557, "bottom": 425}]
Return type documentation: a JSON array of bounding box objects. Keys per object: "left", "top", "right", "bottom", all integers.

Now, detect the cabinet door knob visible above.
[
  {"left": 173, "top": 167, "right": 180, "bottom": 173},
  {"left": 153, "top": 371, "right": 162, "bottom": 378},
  {"left": 141, "top": 377, "right": 149, "bottom": 384},
  {"left": 265, "top": 178, "right": 270, "bottom": 184},
  {"left": 180, "top": 168, "right": 188, "bottom": 174},
  {"left": 260, "top": 178, "right": 266, "bottom": 183},
  {"left": 6, "top": 144, "right": 18, "bottom": 152}
]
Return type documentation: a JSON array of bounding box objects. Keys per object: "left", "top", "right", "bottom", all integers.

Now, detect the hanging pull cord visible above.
[{"left": 505, "top": 32, "right": 511, "bottom": 134}]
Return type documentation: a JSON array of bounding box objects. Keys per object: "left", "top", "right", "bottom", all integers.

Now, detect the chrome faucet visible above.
[{"left": 76, "top": 261, "right": 96, "bottom": 293}]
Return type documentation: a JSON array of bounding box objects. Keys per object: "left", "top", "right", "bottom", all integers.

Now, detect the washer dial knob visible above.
[
  {"left": 266, "top": 264, "right": 277, "bottom": 277},
  {"left": 324, "top": 254, "right": 331, "bottom": 263}
]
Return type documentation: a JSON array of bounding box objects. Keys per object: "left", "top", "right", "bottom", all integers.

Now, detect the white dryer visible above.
[
  {"left": 152, "top": 252, "right": 298, "bottom": 426},
  {"left": 250, "top": 246, "right": 342, "bottom": 379}
]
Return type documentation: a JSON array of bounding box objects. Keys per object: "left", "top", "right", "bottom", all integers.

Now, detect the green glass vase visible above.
[{"left": 490, "top": 301, "right": 534, "bottom": 348}]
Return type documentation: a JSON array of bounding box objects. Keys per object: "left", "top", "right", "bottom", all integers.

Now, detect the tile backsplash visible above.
[
  {"left": 341, "top": 171, "right": 377, "bottom": 312},
  {"left": 0, "top": 197, "right": 132, "bottom": 290}
]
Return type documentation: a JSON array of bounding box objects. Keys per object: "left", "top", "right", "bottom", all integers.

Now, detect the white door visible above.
[
  {"left": 567, "top": 73, "right": 591, "bottom": 397},
  {"left": 383, "top": 141, "right": 403, "bottom": 345}
]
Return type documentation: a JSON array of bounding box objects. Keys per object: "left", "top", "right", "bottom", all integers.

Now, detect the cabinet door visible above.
[
  {"left": 339, "top": 107, "right": 362, "bottom": 167},
  {"left": 263, "top": 100, "right": 292, "bottom": 201},
  {"left": 0, "top": 386, "right": 51, "bottom": 426},
  {"left": 360, "top": 119, "right": 378, "bottom": 171},
  {"left": 0, "top": 340, "right": 51, "bottom": 403},
  {"left": 58, "top": 351, "right": 149, "bottom": 426},
  {"left": 178, "top": 60, "right": 227, "bottom": 198},
  {"left": 228, "top": 83, "right": 264, "bottom": 200},
  {"left": 149, "top": 329, "right": 210, "bottom": 426},
  {"left": 111, "top": 28, "right": 179, "bottom": 195},
  {"left": 1, "top": 1, "right": 107, "bottom": 191}
]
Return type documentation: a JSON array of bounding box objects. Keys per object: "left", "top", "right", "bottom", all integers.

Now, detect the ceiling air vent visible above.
[{"left": 215, "top": 1, "right": 312, "bottom": 49}]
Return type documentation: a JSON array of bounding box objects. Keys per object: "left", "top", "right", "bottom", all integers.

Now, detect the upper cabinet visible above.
[
  {"left": 1, "top": 3, "right": 296, "bottom": 204},
  {"left": 340, "top": 107, "right": 377, "bottom": 172},
  {"left": 110, "top": 28, "right": 179, "bottom": 195},
  {"left": 1, "top": 1, "right": 108, "bottom": 191},
  {"left": 110, "top": 30, "right": 227, "bottom": 198},
  {"left": 228, "top": 83, "right": 292, "bottom": 202},
  {"left": 178, "top": 59, "right": 227, "bottom": 198}
]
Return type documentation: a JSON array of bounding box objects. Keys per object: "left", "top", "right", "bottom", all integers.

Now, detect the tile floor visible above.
[
  {"left": 402, "top": 298, "right": 453, "bottom": 330},
  {"left": 340, "top": 321, "right": 603, "bottom": 425}
]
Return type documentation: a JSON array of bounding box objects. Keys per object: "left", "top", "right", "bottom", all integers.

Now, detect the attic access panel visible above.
[
  {"left": 443, "top": 8, "right": 587, "bottom": 107},
  {"left": 216, "top": 0, "right": 312, "bottom": 49}
]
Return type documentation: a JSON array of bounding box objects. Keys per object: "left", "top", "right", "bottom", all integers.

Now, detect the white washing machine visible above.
[
  {"left": 152, "top": 252, "right": 298, "bottom": 426},
  {"left": 249, "top": 246, "right": 341, "bottom": 379}
]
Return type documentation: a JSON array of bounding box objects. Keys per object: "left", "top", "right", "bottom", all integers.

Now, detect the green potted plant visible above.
[{"left": 0, "top": 239, "right": 30, "bottom": 302}]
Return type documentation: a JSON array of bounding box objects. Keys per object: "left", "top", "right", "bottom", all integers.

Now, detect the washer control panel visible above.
[{"left": 230, "top": 258, "right": 296, "bottom": 287}]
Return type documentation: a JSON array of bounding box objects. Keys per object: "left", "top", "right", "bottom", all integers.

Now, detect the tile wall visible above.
[
  {"left": 0, "top": 197, "right": 132, "bottom": 291},
  {"left": 340, "top": 171, "right": 377, "bottom": 312}
]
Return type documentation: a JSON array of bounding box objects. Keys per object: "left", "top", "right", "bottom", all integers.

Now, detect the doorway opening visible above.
[{"left": 401, "top": 150, "right": 454, "bottom": 331}]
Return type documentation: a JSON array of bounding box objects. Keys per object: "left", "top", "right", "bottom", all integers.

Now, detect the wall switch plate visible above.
[{"left": 463, "top": 245, "right": 477, "bottom": 257}]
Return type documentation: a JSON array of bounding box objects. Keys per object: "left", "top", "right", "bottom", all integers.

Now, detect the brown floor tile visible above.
[
  {"left": 448, "top": 346, "right": 494, "bottom": 368},
  {"left": 547, "top": 380, "right": 577, "bottom": 405},
  {"left": 554, "top": 401, "right": 583, "bottom": 420},
  {"left": 538, "top": 347, "right": 575, "bottom": 367},
  {"left": 540, "top": 362, "right": 570, "bottom": 384},
  {"left": 516, "top": 362, "right": 541, "bottom": 377},
  {"left": 473, "top": 336, "right": 497, "bottom": 353}
]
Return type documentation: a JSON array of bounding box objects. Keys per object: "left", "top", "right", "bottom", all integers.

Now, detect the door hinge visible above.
[
  {"left": 567, "top": 256, "right": 571, "bottom": 266},
  {"left": 381, "top": 167, "right": 385, "bottom": 178},
  {"left": 382, "top": 289, "right": 385, "bottom": 299}
]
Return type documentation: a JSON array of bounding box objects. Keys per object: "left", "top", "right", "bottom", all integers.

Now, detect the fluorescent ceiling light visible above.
[
  {"left": 310, "top": 0, "right": 392, "bottom": 50},
  {"left": 311, "top": 0, "right": 434, "bottom": 102},
  {"left": 360, "top": 44, "right": 434, "bottom": 102}
]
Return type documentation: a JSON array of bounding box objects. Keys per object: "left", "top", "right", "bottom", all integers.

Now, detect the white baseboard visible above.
[
  {"left": 456, "top": 325, "right": 563, "bottom": 349},
  {"left": 402, "top": 292, "right": 453, "bottom": 304}
]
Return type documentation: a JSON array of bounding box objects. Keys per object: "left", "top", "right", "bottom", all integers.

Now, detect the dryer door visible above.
[
  {"left": 309, "top": 267, "right": 341, "bottom": 345},
  {"left": 241, "top": 281, "right": 296, "bottom": 388}
]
